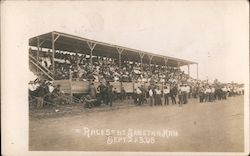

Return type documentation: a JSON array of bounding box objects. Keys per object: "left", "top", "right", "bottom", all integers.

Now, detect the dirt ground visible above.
[{"left": 29, "top": 96, "right": 244, "bottom": 152}]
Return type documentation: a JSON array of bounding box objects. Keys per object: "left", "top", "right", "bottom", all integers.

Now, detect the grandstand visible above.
[{"left": 29, "top": 31, "right": 198, "bottom": 94}]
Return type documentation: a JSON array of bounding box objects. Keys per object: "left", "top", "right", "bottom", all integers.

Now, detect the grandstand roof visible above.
[{"left": 29, "top": 31, "right": 197, "bottom": 67}]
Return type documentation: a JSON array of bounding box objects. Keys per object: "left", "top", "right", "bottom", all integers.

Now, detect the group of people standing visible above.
[
  {"left": 29, "top": 79, "right": 68, "bottom": 108},
  {"left": 198, "top": 85, "right": 243, "bottom": 103},
  {"left": 30, "top": 79, "right": 244, "bottom": 110},
  {"left": 85, "top": 82, "right": 127, "bottom": 108},
  {"left": 85, "top": 81, "right": 244, "bottom": 109},
  {"left": 86, "top": 82, "right": 114, "bottom": 107},
  {"left": 134, "top": 83, "right": 190, "bottom": 107}
]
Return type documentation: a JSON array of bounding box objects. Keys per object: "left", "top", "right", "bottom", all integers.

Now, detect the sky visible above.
[{"left": 2, "top": 1, "right": 249, "bottom": 83}]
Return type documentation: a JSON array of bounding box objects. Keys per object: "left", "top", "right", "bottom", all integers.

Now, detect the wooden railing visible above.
[{"left": 29, "top": 54, "right": 54, "bottom": 81}]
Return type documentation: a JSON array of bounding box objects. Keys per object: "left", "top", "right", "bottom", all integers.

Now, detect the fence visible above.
[{"left": 53, "top": 79, "right": 166, "bottom": 94}]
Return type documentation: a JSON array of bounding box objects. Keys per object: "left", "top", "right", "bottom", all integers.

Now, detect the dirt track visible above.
[{"left": 29, "top": 96, "right": 244, "bottom": 152}]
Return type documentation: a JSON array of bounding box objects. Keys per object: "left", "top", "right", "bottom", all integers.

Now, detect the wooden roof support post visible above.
[
  {"left": 86, "top": 41, "right": 97, "bottom": 71},
  {"left": 177, "top": 61, "right": 181, "bottom": 69},
  {"left": 148, "top": 55, "right": 154, "bottom": 73},
  {"left": 116, "top": 47, "right": 124, "bottom": 70},
  {"left": 51, "top": 32, "right": 55, "bottom": 77},
  {"left": 36, "top": 37, "right": 40, "bottom": 74},
  {"left": 196, "top": 63, "right": 199, "bottom": 80},
  {"left": 51, "top": 33, "right": 61, "bottom": 78},
  {"left": 53, "top": 33, "right": 61, "bottom": 76},
  {"left": 164, "top": 57, "right": 168, "bottom": 68},
  {"left": 74, "top": 48, "right": 80, "bottom": 79},
  {"left": 139, "top": 51, "right": 145, "bottom": 71}
]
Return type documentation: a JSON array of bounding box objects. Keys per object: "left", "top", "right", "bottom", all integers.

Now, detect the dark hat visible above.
[{"left": 46, "top": 81, "right": 52, "bottom": 85}]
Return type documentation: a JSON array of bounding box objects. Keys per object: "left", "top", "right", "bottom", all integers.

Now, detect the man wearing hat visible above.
[
  {"left": 183, "top": 84, "right": 188, "bottom": 104},
  {"left": 163, "top": 85, "right": 170, "bottom": 105},
  {"left": 178, "top": 84, "right": 183, "bottom": 106},
  {"left": 97, "top": 81, "right": 107, "bottom": 104},
  {"left": 180, "top": 84, "right": 187, "bottom": 104},
  {"left": 106, "top": 83, "right": 114, "bottom": 107},
  {"left": 35, "top": 80, "right": 49, "bottom": 108},
  {"left": 170, "top": 84, "right": 177, "bottom": 105},
  {"left": 199, "top": 86, "right": 205, "bottom": 103},
  {"left": 89, "top": 83, "right": 97, "bottom": 99}
]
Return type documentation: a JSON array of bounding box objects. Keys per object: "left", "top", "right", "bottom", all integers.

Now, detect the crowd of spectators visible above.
[
  {"left": 29, "top": 49, "right": 244, "bottom": 109},
  {"left": 29, "top": 49, "right": 193, "bottom": 86},
  {"left": 130, "top": 80, "right": 244, "bottom": 107}
]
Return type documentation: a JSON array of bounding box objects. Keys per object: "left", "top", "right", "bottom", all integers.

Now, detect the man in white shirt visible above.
[
  {"left": 163, "top": 85, "right": 170, "bottom": 105},
  {"left": 222, "top": 86, "right": 227, "bottom": 100},
  {"left": 136, "top": 87, "right": 142, "bottom": 105},
  {"left": 178, "top": 84, "right": 184, "bottom": 105},
  {"left": 154, "top": 86, "right": 162, "bottom": 105},
  {"left": 182, "top": 84, "right": 188, "bottom": 104},
  {"left": 136, "top": 87, "right": 142, "bottom": 94},
  {"left": 28, "top": 81, "right": 39, "bottom": 92},
  {"left": 211, "top": 86, "right": 215, "bottom": 102},
  {"left": 149, "top": 88, "right": 154, "bottom": 106},
  {"left": 205, "top": 87, "right": 211, "bottom": 102},
  {"left": 48, "top": 82, "right": 54, "bottom": 93}
]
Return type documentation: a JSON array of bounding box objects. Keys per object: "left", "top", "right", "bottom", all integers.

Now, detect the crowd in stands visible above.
[
  {"left": 29, "top": 49, "right": 244, "bottom": 109},
  {"left": 29, "top": 49, "right": 192, "bottom": 85}
]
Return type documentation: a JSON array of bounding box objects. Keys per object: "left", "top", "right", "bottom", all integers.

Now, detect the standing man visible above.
[
  {"left": 51, "top": 84, "right": 62, "bottom": 105},
  {"left": 206, "top": 86, "right": 212, "bottom": 102},
  {"left": 97, "top": 81, "right": 107, "bottom": 104},
  {"left": 170, "top": 84, "right": 177, "bottom": 105},
  {"left": 149, "top": 87, "right": 154, "bottom": 106},
  {"left": 204, "top": 86, "right": 210, "bottom": 102},
  {"left": 181, "top": 84, "right": 188, "bottom": 104},
  {"left": 140, "top": 85, "right": 147, "bottom": 104},
  {"left": 186, "top": 84, "right": 191, "bottom": 99},
  {"left": 211, "top": 85, "right": 215, "bottom": 102},
  {"left": 222, "top": 86, "right": 227, "bottom": 100},
  {"left": 89, "top": 83, "right": 97, "bottom": 99},
  {"left": 178, "top": 84, "right": 183, "bottom": 106},
  {"left": 120, "top": 86, "right": 126, "bottom": 101},
  {"left": 154, "top": 86, "right": 162, "bottom": 106},
  {"left": 107, "top": 84, "right": 114, "bottom": 107},
  {"left": 217, "top": 86, "right": 223, "bottom": 100},
  {"left": 36, "top": 80, "right": 48, "bottom": 108},
  {"left": 184, "top": 84, "right": 189, "bottom": 104},
  {"left": 199, "top": 86, "right": 205, "bottom": 103},
  {"left": 136, "top": 87, "right": 143, "bottom": 105},
  {"left": 163, "top": 85, "right": 170, "bottom": 105},
  {"left": 113, "top": 88, "right": 118, "bottom": 102},
  {"left": 133, "top": 89, "right": 138, "bottom": 104}
]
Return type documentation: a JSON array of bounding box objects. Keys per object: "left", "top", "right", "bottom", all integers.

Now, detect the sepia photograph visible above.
[{"left": 1, "top": 0, "right": 249, "bottom": 155}]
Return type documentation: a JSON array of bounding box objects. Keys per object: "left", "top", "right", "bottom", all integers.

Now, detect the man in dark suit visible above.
[
  {"left": 107, "top": 84, "right": 114, "bottom": 107},
  {"left": 97, "top": 82, "right": 107, "bottom": 104},
  {"left": 36, "top": 80, "right": 49, "bottom": 108},
  {"left": 170, "top": 84, "right": 177, "bottom": 105},
  {"left": 199, "top": 86, "right": 205, "bottom": 103},
  {"left": 89, "top": 83, "right": 97, "bottom": 99},
  {"left": 120, "top": 86, "right": 126, "bottom": 101}
]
